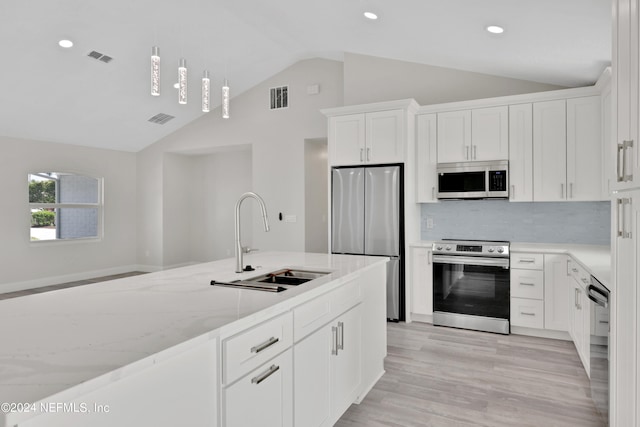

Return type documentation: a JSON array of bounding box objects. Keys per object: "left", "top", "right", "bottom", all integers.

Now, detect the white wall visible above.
[
  {"left": 0, "top": 136, "right": 137, "bottom": 290},
  {"left": 304, "top": 139, "right": 328, "bottom": 253},
  {"left": 343, "top": 53, "right": 566, "bottom": 106},
  {"left": 162, "top": 153, "right": 194, "bottom": 268},
  {"left": 136, "top": 58, "right": 344, "bottom": 269}
]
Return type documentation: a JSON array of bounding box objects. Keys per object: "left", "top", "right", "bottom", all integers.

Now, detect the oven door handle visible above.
[{"left": 432, "top": 255, "right": 510, "bottom": 268}]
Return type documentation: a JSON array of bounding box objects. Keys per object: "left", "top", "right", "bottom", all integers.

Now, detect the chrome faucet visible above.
[{"left": 235, "top": 192, "right": 270, "bottom": 273}]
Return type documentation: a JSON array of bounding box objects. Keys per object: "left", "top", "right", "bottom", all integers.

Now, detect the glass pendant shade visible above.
[
  {"left": 151, "top": 46, "right": 160, "bottom": 96},
  {"left": 222, "top": 79, "right": 230, "bottom": 119},
  {"left": 202, "top": 70, "right": 211, "bottom": 113},
  {"left": 178, "top": 58, "right": 188, "bottom": 105}
]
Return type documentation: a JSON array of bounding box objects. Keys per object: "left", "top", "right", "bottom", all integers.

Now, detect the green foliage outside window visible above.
[{"left": 29, "top": 180, "right": 56, "bottom": 203}]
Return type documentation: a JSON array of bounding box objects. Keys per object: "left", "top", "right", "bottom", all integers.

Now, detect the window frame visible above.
[{"left": 28, "top": 172, "right": 104, "bottom": 244}]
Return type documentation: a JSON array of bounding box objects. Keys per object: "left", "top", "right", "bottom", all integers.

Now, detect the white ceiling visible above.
[{"left": 0, "top": 0, "right": 611, "bottom": 152}]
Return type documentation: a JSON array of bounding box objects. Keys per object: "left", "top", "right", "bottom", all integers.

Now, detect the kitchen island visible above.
[{"left": 0, "top": 252, "right": 388, "bottom": 427}]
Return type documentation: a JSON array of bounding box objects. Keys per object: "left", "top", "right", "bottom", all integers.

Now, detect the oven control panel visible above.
[{"left": 432, "top": 240, "right": 510, "bottom": 257}]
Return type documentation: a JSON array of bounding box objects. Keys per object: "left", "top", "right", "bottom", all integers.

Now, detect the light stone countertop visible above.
[
  {"left": 409, "top": 241, "right": 611, "bottom": 290},
  {"left": 0, "top": 251, "right": 387, "bottom": 422}
]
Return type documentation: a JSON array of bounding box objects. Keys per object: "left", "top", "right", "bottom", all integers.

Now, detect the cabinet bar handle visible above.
[
  {"left": 623, "top": 140, "right": 634, "bottom": 181},
  {"left": 581, "top": 277, "right": 589, "bottom": 284},
  {"left": 599, "top": 321, "right": 609, "bottom": 324},
  {"left": 572, "top": 268, "right": 579, "bottom": 273},
  {"left": 520, "top": 312, "right": 536, "bottom": 316},
  {"left": 337, "top": 321, "right": 345, "bottom": 350},
  {"left": 251, "top": 364, "right": 280, "bottom": 385},
  {"left": 331, "top": 326, "right": 338, "bottom": 355},
  {"left": 367, "top": 148, "right": 371, "bottom": 161},
  {"left": 511, "top": 185, "right": 515, "bottom": 199},
  {"left": 624, "top": 198, "right": 633, "bottom": 238},
  {"left": 519, "top": 282, "right": 535, "bottom": 286},
  {"left": 617, "top": 142, "right": 625, "bottom": 182},
  {"left": 570, "top": 183, "right": 573, "bottom": 199},
  {"left": 251, "top": 336, "right": 279, "bottom": 354},
  {"left": 575, "top": 288, "right": 578, "bottom": 307},
  {"left": 617, "top": 199, "right": 623, "bottom": 238},
  {"left": 432, "top": 187, "right": 435, "bottom": 200},
  {"left": 360, "top": 148, "right": 364, "bottom": 162},
  {"left": 518, "top": 259, "right": 536, "bottom": 263},
  {"left": 561, "top": 183, "right": 565, "bottom": 198},
  {"left": 427, "top": 250, "right": 432, "bottom": 265}
]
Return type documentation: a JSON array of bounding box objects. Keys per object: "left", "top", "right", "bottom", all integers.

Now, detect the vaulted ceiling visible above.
[{"left": 0, "top": 0, "right": 610, "bottom": 152}]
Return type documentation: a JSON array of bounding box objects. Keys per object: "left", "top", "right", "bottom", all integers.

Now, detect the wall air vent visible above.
[
  {"left": 270, "top": 86, "right": 288, "bottom": 110},
  {"left": 87, "top": 50, "right": 113, "bottom": 63},
  {"left": 148, "top": 113, "right": 175, "bottom": 125}
]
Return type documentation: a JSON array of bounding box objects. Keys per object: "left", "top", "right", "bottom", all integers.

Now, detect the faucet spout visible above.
[{"left": 235, "top": 192, "right": 270, "bottom": 273}]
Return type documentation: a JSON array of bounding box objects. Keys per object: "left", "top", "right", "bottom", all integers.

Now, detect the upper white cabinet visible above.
[
  {"left": 324, "top": 100, "right": 418, "bottom": 167},
  {"left": 436, "top": 106, "right": 508, "bottom": 163},
  {"left": 509, "top": 103, "right": 534, "bottom": 202},
  {"left": 471, "top": 106, "right": 509, "bottom": 161},
  {"left": 533, "top": 99, "right": 567, "bottom": 201},
  {"left": 567, "top": 96, "right": 604, "bottom": 201},
  {"left": 613, "top": 0, "right": 640, "bottom": 191},
  {"left": 437, "top": 110, "right": 471, "bottom": 163},
  {"left": 328, "top": 114, "right": 365, "bottom": 165},
  {"left": 415, "top": 114, "right": 438, "bottom": 203}
]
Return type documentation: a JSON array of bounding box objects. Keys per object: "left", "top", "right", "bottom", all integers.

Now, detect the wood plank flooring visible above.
[{"left": 337, "top": 321, "right": 605, "bottom": 427}]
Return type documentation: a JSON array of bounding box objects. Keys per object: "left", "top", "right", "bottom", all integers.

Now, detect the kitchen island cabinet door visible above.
[
  {"left": 331, "top": 305, "right": 362, "bottom": 422},
  {"left": 224, "top": 349, "right": 293, "bottom": 427}
]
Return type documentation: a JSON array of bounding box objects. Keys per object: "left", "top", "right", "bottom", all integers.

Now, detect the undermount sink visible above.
[{"left": 210, "top": 269, "right": 329, "bottom": 292}]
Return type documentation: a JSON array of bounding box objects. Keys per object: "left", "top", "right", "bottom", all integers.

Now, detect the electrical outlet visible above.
[{"left": 426, "top": 217, "right": 434, "bottom": 229}]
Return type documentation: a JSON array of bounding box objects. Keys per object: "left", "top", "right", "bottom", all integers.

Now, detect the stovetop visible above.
[{"left": 432, "top": 239, "right": 510, "bottom": 257}]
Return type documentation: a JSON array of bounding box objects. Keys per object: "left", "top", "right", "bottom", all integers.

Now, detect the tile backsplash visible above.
[{"left": 420, "top": 200, "right": 611, "bottom": 245}]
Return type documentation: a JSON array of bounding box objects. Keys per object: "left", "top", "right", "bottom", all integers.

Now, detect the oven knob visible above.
[
  {"left": 436, "top": 245, "right": 443, "bottom": 251},
  {"left": 445, "top": 245, "right": 452, "bottom": 251},
  {"left": 488, "top": 247, "right": 495, "bottom": 253},
  {"left": 497, "top": 247, "right": 504, "bottom": 253}
]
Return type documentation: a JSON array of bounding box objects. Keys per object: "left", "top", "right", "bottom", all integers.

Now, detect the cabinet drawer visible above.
[
  {"left": 511, "top": 253, "right": 544, "bottom": 270},
  {"left": 293, "top": 278, "right": 361, "bottom": 342},
  {"left": 511, "top": 298, "right": 544, "bottom": 329},
  {"left": 568, "top": 259, "right": 590, "bottom": 289},
  {"left": 510, "top": 269, "right": 544, "bottom": 299},
  {"left": 223, "top": 312, "right": 293, "bottom": 385}
]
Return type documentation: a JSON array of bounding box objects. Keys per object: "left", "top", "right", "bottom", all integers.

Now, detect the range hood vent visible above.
[
  {"left": 148, "top": 113, "right": 175, "bottom": 125},
  {"left": 87, "top": 50, "right": 113, "bottom": 63}
]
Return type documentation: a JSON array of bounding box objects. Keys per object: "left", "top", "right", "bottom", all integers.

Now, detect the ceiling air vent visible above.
[
  {"left": 148, "top": 113, "right": 175, "bottom": 125},
  {"left": 87, "top": 50, "right": 113, "bottom": 63},
  {"left": 270, "top": 86, "right": 288, "bottom": 110}
]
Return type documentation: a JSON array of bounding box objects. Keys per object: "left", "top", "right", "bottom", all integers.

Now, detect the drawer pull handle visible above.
[
  {"left": 572, "top": 268, "right": 579, "bottom": 273},
  {"left": 337, "top": 321, "right": 345, "bottom": 350},
  {"left": 251, "top": 364, "right": 280, "bottom": 385},
  {"left": 599, "top": 321, "right": 609, "bottom": 324},
  {"left": 518, "top": 259, "right": 536, "bottom": 263},
  {"left": 520, "top": 312, "right": 536, "bottom": 316},
  {"left": 581, "top": 278, "right": 589, "bottom": 284},
  {"left": 251, "top": 337, "right": 279, "bottom": 354},
  {"left": 332, "top": 326, "right": 339, "bottom": 355},
  {"left": 520, "top": 282, "right": 535, "bottom": 286}
]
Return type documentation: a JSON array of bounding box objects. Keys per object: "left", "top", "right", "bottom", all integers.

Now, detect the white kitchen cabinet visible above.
[
  {"left": 224, "top": 349, "right": 293, "bottom": 427},
  {"left": 328, "top": 110, "right": 405, "bottom": 166},
  {"left": 543, "top": 254, "right": 569, "bottom": 332},
  {"left": 567, "top": 96, "right": 604, "bottom": 201},
  {"left": 410, "top": 246, "right": 433, "bottom": 317},
  {"left": 436, "top": 107, "right": 507, "bottom": 163},
  {"left": 567, "top": 258, "right": 591, "bottom": 375},
  {"left": 437, "top": 110, "right": 471, "bottom": 163},
  {"left": 533, "top": 99, "right": 567, "bottom": 201},
  {"left": 510, "top": 252, "right": 545, "bottom": 329},
  {"left": 293, "top": 304, "right": 362, "bottom": 427},
  {"left": 415, "top": 114, "right": 438, "bottom": 203},
  {"left": 511, "top": 298, "right": 544, "bottom": 329},
  {"left": 613, "top": 0, "right": 640, "bottom": 192},
  {"left": 612, "top": 191, "right": 639, "bottom": 425},
  {"left": 509, "top": 103, "right": 534, "bottom": 201},
  {"left": 471, "top": 106, "right": 509, "bottom": 161},
  {"left": 328, "top": 114, "right": 365, "bottom": 166}
]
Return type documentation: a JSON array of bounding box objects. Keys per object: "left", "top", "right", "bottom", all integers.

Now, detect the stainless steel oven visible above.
[{"left": 432, "top": 240, "right": 510, "bottom": 334}]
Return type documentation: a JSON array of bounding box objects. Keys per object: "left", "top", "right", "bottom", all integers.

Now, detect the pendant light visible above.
[
  {"left": 222, "top": 79, "right": 230, "bottom": 119},
  {"left": 202, "top": 70, "right": 211, "bottom": 113},
  {"left": 151, "top": 46, "right": 160, "bottom": 96},
  {"left": 178, "top": 58, "right": 188, "bottom": 104}
]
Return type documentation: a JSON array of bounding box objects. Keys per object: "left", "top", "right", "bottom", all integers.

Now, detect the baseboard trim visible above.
[
  {"left": 408, "top": 313, "right": 433, "bottom": 324},
  {"left": 511, "top": 326, "right": 571, "bottom": 341},
  {"left": 354, "top": 369, "right": 385, "bottom": 404}
]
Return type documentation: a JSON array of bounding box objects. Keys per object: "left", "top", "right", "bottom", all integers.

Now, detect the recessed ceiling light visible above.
[
  {"left": 486, "top": 25, "right": 504, "bottom": 34},
  {"left": 364, "top": 11, "right": 378, "bottom": 20},
  {"left": 58, "top": 39, "right": 73, "bottom": 48},
  {"left": 173, "top": 83, "right": 180, "bottom": 89}
]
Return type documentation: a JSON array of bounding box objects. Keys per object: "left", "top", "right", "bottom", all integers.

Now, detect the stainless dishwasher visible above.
[{"left": 588, "top": 275, "right": 610, "bottom": 426}]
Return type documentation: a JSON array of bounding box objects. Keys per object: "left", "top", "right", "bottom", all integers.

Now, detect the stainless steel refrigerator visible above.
[{"left": 331, "top": 165, "right": 404, "bottom": 321}]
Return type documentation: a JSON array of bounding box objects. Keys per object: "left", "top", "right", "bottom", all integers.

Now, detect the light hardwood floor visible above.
[{"left": 337, "top": 321, "right": 605, "bottom": 427}]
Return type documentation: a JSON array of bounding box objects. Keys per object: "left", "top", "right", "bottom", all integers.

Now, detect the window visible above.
[{"left": 28, "top": 172, "right": 103, "bottom": 242}]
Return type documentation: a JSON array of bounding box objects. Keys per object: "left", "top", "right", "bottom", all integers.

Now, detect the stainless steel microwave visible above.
[{"left": 436, "top": 160, "right": 509, "bottom": 199}]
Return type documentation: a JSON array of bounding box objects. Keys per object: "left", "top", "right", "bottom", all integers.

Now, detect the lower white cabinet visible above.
[
  {"left": 294, "top": 304, "right": 362, "bottom": 427},
  {"left": 511, "top": 298, "right": 544, "bottom": 329},
  {"left": 543, "top": 254, "right": 569, "bottom": 331},
  {"left": 567, "top": 259, "right": 591, "bottom": 375},
  {"left": 223, "top": 349, "right": 293, "bottom": 427},
  {"left": 410, "top": 246, "right": 433, "bottom": 317}
]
